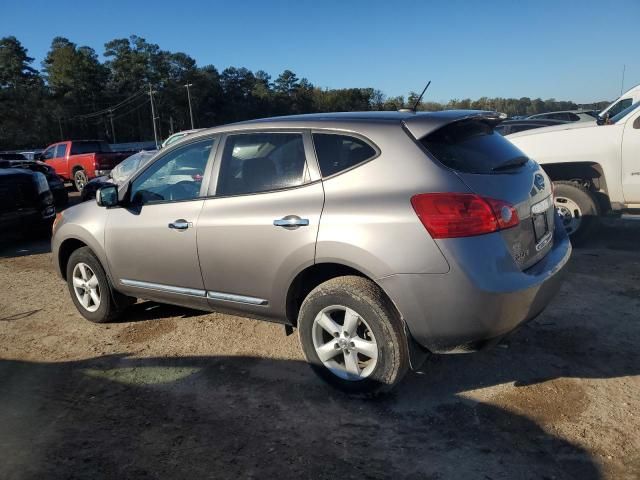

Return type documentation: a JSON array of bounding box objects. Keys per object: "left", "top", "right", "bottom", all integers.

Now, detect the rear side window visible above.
[
  {"left": 216, "top": 133, "right": 307, "bottom": 196},
  {"left": 312, "top": 133, "right": 377, "bottom": 177},
  {"left": 420, "top": 120, "right": 528, "bottom": 174}
]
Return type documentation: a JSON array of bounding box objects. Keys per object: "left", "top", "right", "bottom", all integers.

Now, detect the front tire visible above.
[
  {"left": 298, "top": 276, "right": 409, "bottom": 394},
  {"left": 553, "top": 181, "right": 600, "bottom": 245},
  {"left": 66, "top": 247, "right": 132, "bottom": 323}
]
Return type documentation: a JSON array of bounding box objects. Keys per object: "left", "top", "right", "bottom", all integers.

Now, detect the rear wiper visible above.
[{"left": 492, "top": 156, "right": 528, "bottom": 172}]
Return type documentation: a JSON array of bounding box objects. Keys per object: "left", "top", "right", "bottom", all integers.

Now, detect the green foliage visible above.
[{"left": 0, "top": 35, "right": 613, "bottom": 150}]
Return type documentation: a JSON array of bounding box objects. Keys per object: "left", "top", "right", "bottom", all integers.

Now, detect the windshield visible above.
[
  {"left": 110, "top": 150, "right": 157, "bottom": 184},
  {"left": 610, "top": 101, "right": 640, "bottom": 124}
]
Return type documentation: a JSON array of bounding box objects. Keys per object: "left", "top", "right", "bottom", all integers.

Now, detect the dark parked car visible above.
[
  {"left": 0, "top": 167, "right": 56, "bottom": 236},
  {"left": 0, "top": 153, "right": 68, "bottom": 207},
  {"left": 495, "top": 119, "right": 568, "bottom": 136}
]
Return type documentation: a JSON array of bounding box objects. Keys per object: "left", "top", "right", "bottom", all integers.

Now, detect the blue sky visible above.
[{"left": 4, "top": 0, "right": 638, "bottom": 103}]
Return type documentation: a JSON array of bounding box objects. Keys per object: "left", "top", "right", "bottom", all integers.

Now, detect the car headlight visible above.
[{"left": 33, "top": 172, "right": 50, "bottom": 194}]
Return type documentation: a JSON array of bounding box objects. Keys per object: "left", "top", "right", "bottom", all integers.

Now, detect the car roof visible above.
[{"left": 188, "top": 110, "right": 502, "bottom": 141}]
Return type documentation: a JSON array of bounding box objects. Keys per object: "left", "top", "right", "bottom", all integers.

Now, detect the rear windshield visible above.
[
  {"left": 420, "top": 119, "right": 528, "bottom": 174},
  {"left": 70, "top": 141, "right": 112, "bottom": 155}
]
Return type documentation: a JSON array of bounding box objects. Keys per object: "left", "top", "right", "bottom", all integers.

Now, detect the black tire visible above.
[
  {"left": 66, "top": 247, "right": 133, "bottom": 323},
  {"left": 73, "top": 169, "right": 88, "bottom": 192},
  {"left": 553, "top": 181, "right": 600, "bottom": 245},
  {"left": 298, "top": 275, "right": 409, "bottom": 394}
]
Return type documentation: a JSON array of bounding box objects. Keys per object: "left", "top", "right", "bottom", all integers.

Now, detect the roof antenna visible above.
[{"left": 412, "top": 81, "right": 431, "bottom": 111}]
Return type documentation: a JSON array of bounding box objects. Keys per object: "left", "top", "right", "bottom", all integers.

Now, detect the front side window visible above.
[
  {"left": 312, "top": 133, "right": 377, "bottom": 177},
  {"left": 606, "top": 98, "right": 632, "bottom": 118},
  {"left": 41, "top": 147, "right": 55, "bottom": 161},
  {"left": 130, "top": 138, "right": 214, "bottom": 204},
  {"left": 54, "top": 144, "right": 67, "bottom": 158},
  {"left": 216, "top": 133, "right": 307, "bottom": 196}
]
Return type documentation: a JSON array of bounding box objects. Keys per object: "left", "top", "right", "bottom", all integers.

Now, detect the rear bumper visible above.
[{"left": 379, "top": 215, "right": 572, "bottom": 353}]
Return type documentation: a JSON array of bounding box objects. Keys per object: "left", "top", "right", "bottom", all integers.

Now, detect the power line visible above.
[{"left": 71, "top": 87, "right": 148, "bottom": 120}]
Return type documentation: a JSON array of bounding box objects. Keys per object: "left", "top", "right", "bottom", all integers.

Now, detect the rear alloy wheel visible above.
[
  {"left": 73, "top": 169, "right": 88, "bottom": 192},
  {"left": 553, "top": 181, "right": 600, "bottom": 245},
  {"left": 298, "top": 276, "right": 409, "bottom": 394}
]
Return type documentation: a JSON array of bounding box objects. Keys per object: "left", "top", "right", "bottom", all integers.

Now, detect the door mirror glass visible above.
[{"left": 97, "top": 184, "right": 119, "bottom": 207}]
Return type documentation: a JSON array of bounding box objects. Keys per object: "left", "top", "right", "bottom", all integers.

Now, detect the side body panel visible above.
[
  {"left": 508, "top": 124, "right": 625, "bottom": 204},
  {"left": 621, "top": 110, "right": 640, "bottom": 204},
  {"left": 315, "top": 124, "right": 455, "bottom": 279}
]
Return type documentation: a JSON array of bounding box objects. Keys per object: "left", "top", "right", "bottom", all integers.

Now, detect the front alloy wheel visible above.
[{"left": 72, "top": 262, "right": 101, "bottom": 312}]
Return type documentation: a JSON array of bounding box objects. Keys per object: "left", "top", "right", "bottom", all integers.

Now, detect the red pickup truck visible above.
[{"left": 39, "top": 140, "right": 132, "bottom": 191}]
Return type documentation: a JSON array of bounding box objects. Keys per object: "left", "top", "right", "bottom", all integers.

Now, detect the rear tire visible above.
[
  {"left": 297, "top": 276, "right": 409, "bottom": 394},
  {"left": 73, "top": 169, "right": 88, "bottom": 192},
  {"left": 553, "top": 181, "right": 600, "bottom": 245},
  {"left": 66, "top": 247, "right": 133, "bottom": 323}
]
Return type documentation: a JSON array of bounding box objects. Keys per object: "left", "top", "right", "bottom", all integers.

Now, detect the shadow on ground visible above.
[{"left": 0, "top": 352, "right": 605, "bottom": 480}]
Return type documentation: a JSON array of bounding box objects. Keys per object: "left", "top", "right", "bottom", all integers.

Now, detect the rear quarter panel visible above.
[{"left": 315, "top": 124, "right": 466, "bottom": 278}]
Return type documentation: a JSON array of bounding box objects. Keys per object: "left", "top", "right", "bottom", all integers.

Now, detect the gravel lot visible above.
[{"left": 0, "top": 198, "right": 638, "bottom": 479}]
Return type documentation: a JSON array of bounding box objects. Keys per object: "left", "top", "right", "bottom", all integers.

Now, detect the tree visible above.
[{"left": 274, "top": 69, "right": 299, "bottom": 95}]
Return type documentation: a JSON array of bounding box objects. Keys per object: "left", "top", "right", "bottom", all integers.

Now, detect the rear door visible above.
[
  {"left": 419, "top": 119, "right": 555, "bottom": 269},
  {"left": 50, "top": 143, "right": 69, "bottom": 178},
  {"left": 196, "top": 130, "right": 323, "bottom": 320}
]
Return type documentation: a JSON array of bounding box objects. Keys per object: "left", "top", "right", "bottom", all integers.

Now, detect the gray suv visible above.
[{"left": 52, "top": 111, "right": 571, "bottom": 393}]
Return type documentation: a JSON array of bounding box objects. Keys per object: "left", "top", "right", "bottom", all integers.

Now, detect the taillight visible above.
[{"left": 410, "top": 193, "right": 519, "bottom": 239}]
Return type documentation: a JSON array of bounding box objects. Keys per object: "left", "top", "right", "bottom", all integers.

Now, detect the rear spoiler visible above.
[{"left": 402, "top": 110, "right": 506, "bottom": 140}]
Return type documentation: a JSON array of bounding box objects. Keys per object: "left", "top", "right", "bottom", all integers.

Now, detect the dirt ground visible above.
[{"left": 0, "top": 199, "right": 638, "bottom": 479}]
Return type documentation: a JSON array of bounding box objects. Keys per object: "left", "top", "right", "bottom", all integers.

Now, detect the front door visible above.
[
  {"left": 621, "top": 110, "right": 640, "bottom": 204},
  {"left": 105, "top": 137, "right": 217, "bottom": 307},
  {"left": 197, "top": 131, "right": 324, "bottom": 320}
]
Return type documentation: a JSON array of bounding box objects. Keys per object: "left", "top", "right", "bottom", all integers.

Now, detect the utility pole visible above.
[
  {"left": 620, "top": 64, "right": 626, "bottom": 95},
  {"left": 57, "top": 117, "right": 63, "bottom": 140},
  {"left": 169, "top": 115, "right": 174, "bottom": 134},
  {"left": 184, "top": 83, "right": 195, "bottom": 129},
  {"left": 108, "top": 109, "right": 117, "bottom": 143},
  {"left": 149, "top": 84, "right": 159, "bottom": 148}
]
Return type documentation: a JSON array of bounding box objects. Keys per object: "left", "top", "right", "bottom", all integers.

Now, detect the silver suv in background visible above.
[{"left": 52, "top": 111, "right": 571, "bottom": 393}]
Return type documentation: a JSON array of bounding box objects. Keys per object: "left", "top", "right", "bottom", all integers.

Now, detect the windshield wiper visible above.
[{"left": 492, "top": 156, "right": 528, "bottom": 172}]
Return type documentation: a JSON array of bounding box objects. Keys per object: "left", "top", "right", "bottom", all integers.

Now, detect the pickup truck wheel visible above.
[
  {"left": 73, "top": 169, "right": 88, "bottom": 192},
  {"left": 553, "top": 181, "right": 600, "bottom": 245},
  {"left": 298, "top": 276, "right": 409, "bottom": 394},
  {"left": 66, "top": 247, "right": 133, "bottom": 323}
]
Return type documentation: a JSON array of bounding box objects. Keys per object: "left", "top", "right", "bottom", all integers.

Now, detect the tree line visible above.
[{"left": 0, "top": 35, "right": 611, "bottom": 150}]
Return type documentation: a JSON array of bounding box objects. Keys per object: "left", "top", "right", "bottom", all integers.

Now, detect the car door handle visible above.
[
  {"left": 273, "top": 215, "right": 309, "bottom": 229},
  {"left": 168, "top": 219, "right": 191, "bottom": 230}
]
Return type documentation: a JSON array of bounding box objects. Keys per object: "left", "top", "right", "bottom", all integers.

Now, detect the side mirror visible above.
[
  {"left": 96, "top": 184, "right": 119, "bottom": 207},
  {"left": 596, "top": 113, "right": 610, "bottom": 126}
]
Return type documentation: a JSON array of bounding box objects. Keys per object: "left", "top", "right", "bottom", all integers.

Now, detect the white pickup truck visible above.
[{"left": 508, "top": 95, "right": 640, "bottom": 243}]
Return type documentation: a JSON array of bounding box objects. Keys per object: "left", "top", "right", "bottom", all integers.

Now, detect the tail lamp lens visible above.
[{"left": 411, "top": 193, "right": 519, "bottom": 239}]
